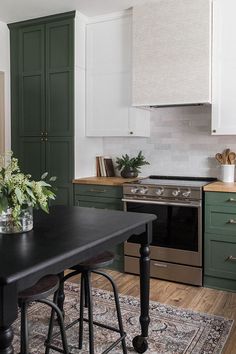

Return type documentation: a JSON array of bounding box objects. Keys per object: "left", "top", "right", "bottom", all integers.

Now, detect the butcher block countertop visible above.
[
  {"left": 73, "top": 176, "right": 140, "bottom": 186},
  {"left": 204, "top": 181, "right": 236, "bottom": 193}
]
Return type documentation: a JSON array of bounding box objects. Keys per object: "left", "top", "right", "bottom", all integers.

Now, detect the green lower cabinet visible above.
[
  {"left": 204, "top": 192, "right": 236, "bottom": 292},
  {"left": 74, "top": 184, "right": 124, "bottom": 272}
]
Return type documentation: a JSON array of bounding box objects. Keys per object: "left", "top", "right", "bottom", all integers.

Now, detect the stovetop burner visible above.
[{"left": 123, "top": 176, "right": 217, "bottom": 202}]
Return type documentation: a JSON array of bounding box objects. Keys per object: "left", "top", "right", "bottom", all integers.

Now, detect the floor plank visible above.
[{"left": 67, "top": 270, "right": 236, "bottom": 354}]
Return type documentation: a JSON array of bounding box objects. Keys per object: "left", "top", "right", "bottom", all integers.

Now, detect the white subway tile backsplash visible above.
[{"left": 103, "top": 105, "right": 236, "bottom": 178}]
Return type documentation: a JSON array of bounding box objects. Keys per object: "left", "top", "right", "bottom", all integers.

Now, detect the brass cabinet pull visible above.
[
  {"left": 41, "top": 132, "right": 44, "bottom": 136},
  {"left": 45, "top": 132, "right": 48, "bottom": 136},
  {"left": 228, "top": 198, "right": 236, "bottom": 202},
  {"left": 41, "top": 138, "right": 44, "bottom": 141},
  {"left": 228, "top": 219, "right": 236, "bottom": 224},
  {"left": 89, "top": 189, "right": 107, "bottom": 193},
  {"left": 226, "top": 255, "right": 236, "bottom": 261},
  {"left": 153, "top": 263, "right": 167, "bottom": 268},
  {"left": 45, "top": 138, "right": 48, "bottom": 141}
]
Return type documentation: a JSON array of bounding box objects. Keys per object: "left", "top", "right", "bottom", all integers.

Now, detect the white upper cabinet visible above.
[
  {"left": 132, "top": 0, "right": 212, "bottom": 107},
  {"left": 212, "top": 0, "right": 236, "bottom": 135},
  {"left": 86, "top": 12, "right": 150, "bottom": 137}
]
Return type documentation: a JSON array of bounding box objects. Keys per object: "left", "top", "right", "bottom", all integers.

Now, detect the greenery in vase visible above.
[
  {"left": 0, "top": 152, "right": 56, "bottom": 226},
  {"left": 116, "top": 151, "right": 150, "bottom": 173}
]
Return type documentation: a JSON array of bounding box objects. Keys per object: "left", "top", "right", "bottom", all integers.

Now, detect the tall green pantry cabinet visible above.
[{"left": 8, "top": 12, "right": 75, "bottom": 205}]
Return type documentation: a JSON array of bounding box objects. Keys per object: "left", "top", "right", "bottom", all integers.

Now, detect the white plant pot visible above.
[{"left": 220, "top": 164, "right": 235, "bottom": 183}]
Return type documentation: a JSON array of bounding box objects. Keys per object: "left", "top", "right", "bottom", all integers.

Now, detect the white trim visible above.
[
  {"left": 0, "top": 71, "right": 5, "bottom": 154},
  {"left": 87, "top": 9, "right": 131, "bottom": 25}
]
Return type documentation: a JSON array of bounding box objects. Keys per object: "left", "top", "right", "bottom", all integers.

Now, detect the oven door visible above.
[{"left": 123, "top": 199, "right": 202, "bottom": 267}]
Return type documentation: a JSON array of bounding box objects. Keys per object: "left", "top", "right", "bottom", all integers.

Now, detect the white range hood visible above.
[{"left": 132, "top": 0, "right": 212, "bottom": 108}]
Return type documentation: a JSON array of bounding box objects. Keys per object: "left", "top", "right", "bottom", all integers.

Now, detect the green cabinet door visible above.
[
  {"left": 204, "top": 192, "right": 236, "bottom": 292},
  {"left": 18, "top": 25, "right": 45, "bottom": 137},
  {"left": 45, "top": 19, "right": 74, "bottom": 137},
  {"left": 46, "top": 137, "right": 74, "bottom": 205},
  {"left": 18, "top": 137, "right": 45, "bottom": 180},
  {"left": 9, "top": 12, "right": 75, "bottom": 207}
]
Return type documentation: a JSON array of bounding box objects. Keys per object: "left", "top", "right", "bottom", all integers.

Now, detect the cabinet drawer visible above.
[
  {"left": 76, "top": 199, "right": 123, "bottom": 210},
  {"left": 74, "top": 184, "right": 122, "bottom": 199},
  {"left": 205, "top": 205, "right": 236, "bottom": 236},
  {"left": 205, "top": 192, "right": 236, "bottom": 207},
  {"left": 205, "top": 233, "right": 236, "bottom": 280}
]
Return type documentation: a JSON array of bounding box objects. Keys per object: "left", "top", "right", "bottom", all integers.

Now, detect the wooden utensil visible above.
[
  {"left": 215, "top": 153, "right": 224, "bottom": 164},
  {"left": 222, "top": 148, "right": 230, "bottom": 164},
  {"left": 228, "top": 152, "right": 236, "bottom": 165}
]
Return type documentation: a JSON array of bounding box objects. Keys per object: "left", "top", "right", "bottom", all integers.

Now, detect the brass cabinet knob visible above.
[{"left": 41, "top": 138, "right": 44, "bottom": 141}]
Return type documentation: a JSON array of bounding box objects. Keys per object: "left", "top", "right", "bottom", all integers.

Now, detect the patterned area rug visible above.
[{"left": 13, "top": 282, "right": 233, "bottom": 353}]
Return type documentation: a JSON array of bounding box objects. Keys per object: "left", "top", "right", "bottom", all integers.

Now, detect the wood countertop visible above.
[
  {"left": 73, "top": 176, "right": 140, "bottom": 186},
  {"left": 204, "top": 181, "right": 236, "bottom": 193}
]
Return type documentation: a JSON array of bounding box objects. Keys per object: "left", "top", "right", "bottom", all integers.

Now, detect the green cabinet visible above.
[
  {"left": 204, "top": 192, "right": 236, "bottom": 292},
  {"left": 74, "top": 184, "right": 124, "bottom": 271},
  {"left": 8, "top": 12, "right": 75, "bottom": 205}
]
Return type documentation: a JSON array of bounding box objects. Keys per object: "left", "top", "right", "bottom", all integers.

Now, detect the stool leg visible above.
[
  {"left": 44, "top": 292, "right": 57, "bottom": 354},
  {"left": 78, "top": 273, "right": 85, "bottom": 349},
  {"left": 84, "top": 276, "right": 88, "bottom": 308},
  {"left": 93, "top": 271, "right": 127, "bottom": 354},
  {"left": 38, "top": 299, "right": 69, "bottom": 354},
  {"left": 84, "top": 272, "right": 95, "bottom": 354},
  {"left": 20, "top": 302, "right": 29, "bottom": 354}
]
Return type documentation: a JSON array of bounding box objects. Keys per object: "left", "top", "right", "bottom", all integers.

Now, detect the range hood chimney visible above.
[{"left": 132, "top": 0, "right": 212, "bottom": 109}]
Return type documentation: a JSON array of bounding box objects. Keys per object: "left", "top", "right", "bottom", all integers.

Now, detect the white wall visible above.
[
  {"left": 0, "top": 21, "right": 10, "bottom": 151},
  {"left": 103, "top": 105, "right": 236, "bottom": 179},
  {"left": 74, "top": 11, "right": 103, "bottom": 177}
]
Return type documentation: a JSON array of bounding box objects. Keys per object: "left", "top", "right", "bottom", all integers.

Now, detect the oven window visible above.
[{"left": 127, "top": 202, "right": 199, "bottom": 252}]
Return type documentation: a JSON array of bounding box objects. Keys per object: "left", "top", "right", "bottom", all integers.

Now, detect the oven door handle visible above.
[{"left": 122, "top": 198, "right": 201, "bottom": 208}]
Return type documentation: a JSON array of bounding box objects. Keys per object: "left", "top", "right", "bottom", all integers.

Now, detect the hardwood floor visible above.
[{"left": 67, "top": 270, "right": 236, "bottom": 354}]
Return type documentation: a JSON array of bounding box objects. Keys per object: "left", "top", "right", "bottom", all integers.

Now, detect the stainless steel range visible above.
[{"left": 122, "top": 176, "right": 216, "bottom": 286}]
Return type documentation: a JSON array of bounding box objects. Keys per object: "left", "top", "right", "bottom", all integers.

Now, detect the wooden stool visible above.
[
  {"left": 47, "top": 252, "right": 127, "bottom": 354},
  {"left": 18, "top": 275, "right": 69, "bottom": 354}
]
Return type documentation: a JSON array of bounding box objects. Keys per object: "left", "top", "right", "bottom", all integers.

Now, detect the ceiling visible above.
[{"left": 0, "top": 0, "right": 148, "bottom": 24}]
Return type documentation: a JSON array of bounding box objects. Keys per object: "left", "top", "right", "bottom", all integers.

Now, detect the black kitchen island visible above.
[{"left": 0, "top": 206, "right": 155, "bottom": 353}]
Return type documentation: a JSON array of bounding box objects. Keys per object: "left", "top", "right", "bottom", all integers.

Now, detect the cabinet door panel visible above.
[
  {"left": 46, "top": 20, "right": 74, "bottom": 137},
  {"left": 21, "top": 26, "right": 44, "bottom": 73},
  {"left": 19, "top": 25, "right": 45, "bottom": 136},
  {"left": 86, "top": 72, "right": 130, "bottom": 136},
  {"left": 205, "top": 205, "right": 236, "bottom": 236},
  {"left": 46, "top": 137, "right": 73, "bottom": 205},
  {"left": 18, "top": 137, "right": 45, "bottom": 180},
  {"left": 46, "top": 20, "right": 73, "bottom": 70},
  {"left": 46, "top": 71, "right": 73, "bottom": 136},
  {"left": 205, "top": 233, "right": 236, "bottom": 280},
  {"left": 21, "top": 75, "right": 43, "bottom": 135}
]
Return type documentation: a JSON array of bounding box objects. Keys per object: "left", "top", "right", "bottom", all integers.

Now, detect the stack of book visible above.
[{"left": 96, "top": 156, "right": 116, "bottom": 177}]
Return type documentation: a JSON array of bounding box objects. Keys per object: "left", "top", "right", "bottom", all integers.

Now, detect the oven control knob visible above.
[
  {"left": 131, "top": 187, "right": 139, "bottom": 194},
  {"left": 140, "top": 187, "right": 148, "bottom": 195},
  {"left": 172, "top": 189, "right": 180, "bottom": 197},
  {"left": 156, "top": 187, "right": 164, "bottom": 196},
  {"left": 182, "top": 190, "right": 191, "bottom": 198}
]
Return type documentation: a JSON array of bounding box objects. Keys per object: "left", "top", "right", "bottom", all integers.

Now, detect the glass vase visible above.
[{"left": 0, "top": 206, "right": 33, "bottom": 234}]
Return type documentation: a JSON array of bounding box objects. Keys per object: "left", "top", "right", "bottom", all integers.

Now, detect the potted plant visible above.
[
  {"left": 0, "top": 152, "right": 56, "bottom": 234},
  {"left": 116, "top": 151, "right": 149, "bottom": 178}
]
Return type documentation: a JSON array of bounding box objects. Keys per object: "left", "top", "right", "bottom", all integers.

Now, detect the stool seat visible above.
[
  {"left": 72, "top": 251, "right": 114, "bottom": 272},
  {"left": 18, "top": 275, "right": 69, "bottom": 354},
  {"left": 54, "top": 251, "right": 127, "bottom": 354},
  {"left": 18, "top": 275, "right": 59, "bottom": 303}
]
